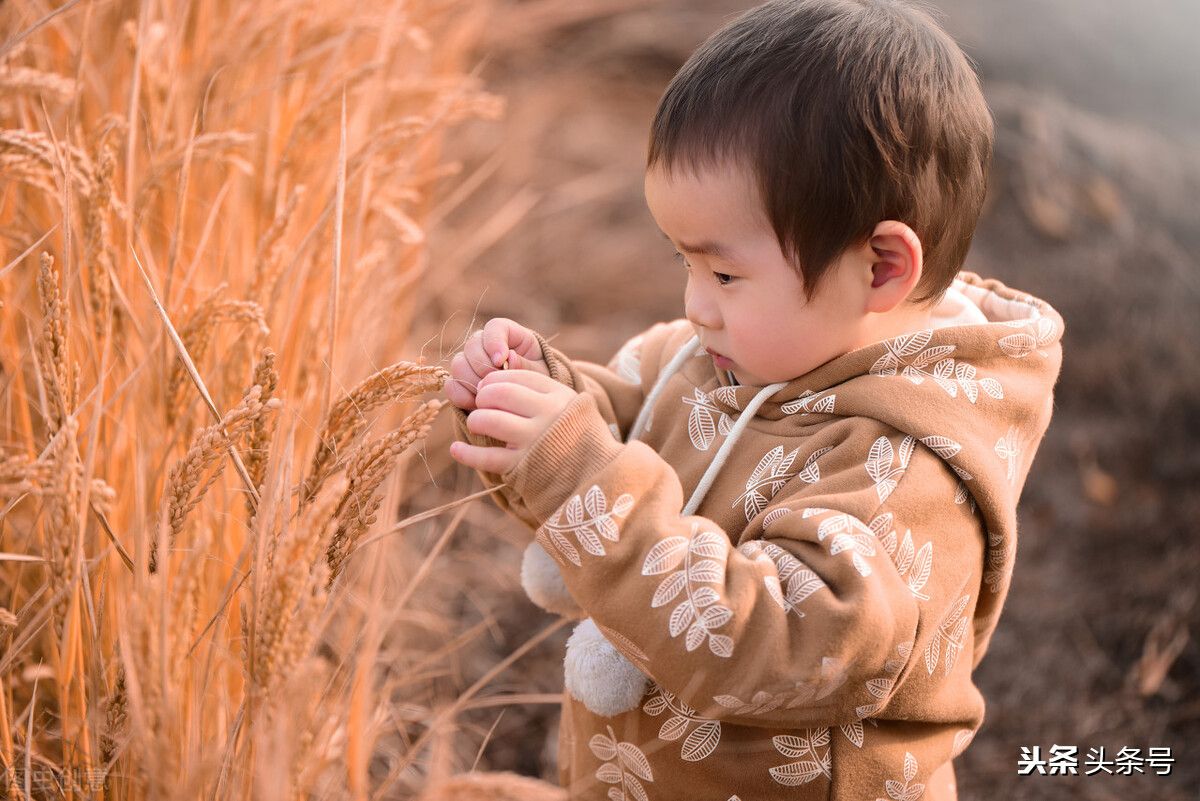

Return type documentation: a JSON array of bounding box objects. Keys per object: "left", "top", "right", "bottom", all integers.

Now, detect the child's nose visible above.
[{"left": 684, "top": 282, "right": 721, "bottom": 330}]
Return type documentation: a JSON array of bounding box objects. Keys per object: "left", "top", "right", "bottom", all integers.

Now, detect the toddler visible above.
[{"left": 445, "top": 1, "right": 1063, "bottom": 798}]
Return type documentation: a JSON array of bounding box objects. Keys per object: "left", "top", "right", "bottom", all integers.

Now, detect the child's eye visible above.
[{"left": 673, "top": 251, "right": 734, "bottom": 285}]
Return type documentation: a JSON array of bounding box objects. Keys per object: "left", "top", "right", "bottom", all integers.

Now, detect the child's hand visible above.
[
  {"left": 444, "top": 317, "right": 550, "bottom": 411},
  {"left": 449, "top": 369, "right": 578, "bottom": 475}
]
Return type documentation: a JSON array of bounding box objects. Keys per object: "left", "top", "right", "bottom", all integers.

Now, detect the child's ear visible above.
[{"left": 864, "top": 220, "right": 923, "bottom": 312}]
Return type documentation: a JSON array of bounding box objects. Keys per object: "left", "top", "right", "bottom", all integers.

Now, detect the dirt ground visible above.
[{"left": 407, "top": 2, "right": 1200, "bottom": 798}]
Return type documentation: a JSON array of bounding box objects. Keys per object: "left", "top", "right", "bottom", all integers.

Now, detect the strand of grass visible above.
[
  {"left": 175, "top": 177, "right": 235, "bottom": 309},
  {"left": 122, "top": 0, "right": 147, "bottom": 256},
  {"left": 468, "top": 709, "right": 506, "bottom": 773},
  {"left": 0, "top": 553, "right": 46, "bottom": 562},
  {"left": 22, "top": 674, "right": 37, "bottom": 800},
  {"left": 351, "top": 484, "right": 502, "bottom": 554},
  {"left": 185, "top": 552, "right": 252, "bottom": 660},
  {"left": 130, "top": 244, "right": 262, "bottom": 512},
  {"left": 388, "top": 501, "right": 469, "bottom": 613},
  {"left": 163, "top": 112, "right": 199, "bottom": 308},
  {"left": 319, "top": 90, "right": 348, "bottom": 438},
  {"left": 0, "top": 0, "right": 85, "bottom": 61},
  {"left": 0, "top": 223, "right": 57, "bottom": 281},
  {"left": 395, "top": 618, "right": 495, "bottom": 691},
  {"left": 460, "top": 693, "right": 565, "bottom": 711},
  {"left": 371, "top": 616, "right": 571, "bottom": 801},
  {"left": 0, "top": 586, "right": 49, "bottom": 675},
  {"left": 89, "top": 502, "right": 134, "bottom": 574},
  {"left": 423, "top": 148, "right": 503, "bottom": 230},
  {"left": 0, "top": 669, "right": 16, "bottom": 799}
]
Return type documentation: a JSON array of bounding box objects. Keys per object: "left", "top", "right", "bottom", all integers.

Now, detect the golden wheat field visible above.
[
  {"left": 3, "top": 0, "right": 1199, "bottom": 799},
  {"left": 0, "top": 0, "right": 562, "bottom": 797}
]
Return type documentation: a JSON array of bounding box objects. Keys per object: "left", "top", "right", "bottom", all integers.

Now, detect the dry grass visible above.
[{"left": 0, "top": 0, "right": 533, "bottom": 797}]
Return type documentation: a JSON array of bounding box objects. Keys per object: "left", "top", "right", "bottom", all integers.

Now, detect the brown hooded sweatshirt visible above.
[{"left": 452, "top": 271, "right": 1064, "bottom": 800}]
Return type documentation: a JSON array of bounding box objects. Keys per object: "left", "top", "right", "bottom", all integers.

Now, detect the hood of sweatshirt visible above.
[{"left": 698, "top": 271, "right": 1064, "bottom": 494}]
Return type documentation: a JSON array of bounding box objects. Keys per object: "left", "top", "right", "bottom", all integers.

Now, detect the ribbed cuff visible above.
[
  {"left": 531, "top": 330, "right": 581, "bottom": 390},
  {"left": 502, "top": 392, "right": 625, "bottom": 523}
]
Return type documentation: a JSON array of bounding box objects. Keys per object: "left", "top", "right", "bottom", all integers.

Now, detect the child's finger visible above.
[
  {"left": 449, "top": 440, "right": 517, "bottom": 475},
  {"left": 482, "top": 318, "right": 542, "bottom": 367},
  {"left": 474, "top": 380, "right": 546, "bottom": 417},
  {"left": 462, "top": 336, "right": 496, "bottom": 378},
  {"left": 465, "top": 408, "right": 537, "bottom": 443},
  {"left": 442, "top": 376, "right": 479, "bottom": 411},
  {"left": 477, "top": 367, "right": 563, "bottom": 395},
  {"left": 504, "top": 351, "right": 549, "bottom": 375}
]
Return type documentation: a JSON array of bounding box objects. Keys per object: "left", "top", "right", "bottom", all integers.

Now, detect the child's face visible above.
[{"left": 644, "top": 162, "right": 872, "bottom": 386}]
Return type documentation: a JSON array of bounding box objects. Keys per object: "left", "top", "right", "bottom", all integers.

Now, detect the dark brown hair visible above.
[{"left": 646, "top": 0, "right": 993, "bottom": 304}]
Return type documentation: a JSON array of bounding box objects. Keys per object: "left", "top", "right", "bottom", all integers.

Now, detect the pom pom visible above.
[
  {"left": 520, "top": 541, "right": 584, "bottom": 619},
  {"left": 564, "top": 618, "right": 649, "bottom": 717}
]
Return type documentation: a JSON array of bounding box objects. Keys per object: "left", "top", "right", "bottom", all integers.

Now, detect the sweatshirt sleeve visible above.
[
  {"left": 449, "top": 321, "right": 684, "bottom": 528},
  {"left": 502, "top": 391, "right": 985, "bottom": 731}
]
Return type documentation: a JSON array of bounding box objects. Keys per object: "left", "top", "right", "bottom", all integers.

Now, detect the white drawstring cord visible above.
[
  {"left": 625, "top": 334, "right": 786, "bottom": 516},
  {"left": 682, "top": 380, "right": 786, "bottom": 515},
  {"left": 627, "top": 335, "right": 702, "bottom": 442}
]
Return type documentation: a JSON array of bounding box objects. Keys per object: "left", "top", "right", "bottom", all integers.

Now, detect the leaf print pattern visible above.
[
  {"left": 780, "top": 389, "right": 836, "bottom": 416},
  {"left": 769, "top": 728, "right": 832, "bottom": 786},
  {"left": 709, "top": 385, "right": 741, "bottom": 410},
  {"left": 875, "top": 752, "right": 925, "bottom": 801},
  {"left": 869, "top": 513, "right": 933, "bottom": 601},
  {"left": 683, "top": 387, "right": 734, "bottom": 451},
  {"left": 797, "top": 446, "right": 832, "bottom": 484},
  {"left": 595, "top": 621, "right": 652, "bottom": 672},
  {"left": 866, "top": 435, "right": 914, "bottom": 503},
  {"left": 925, "top": 594, "right": 971, "bottom": 676},
  {"left": 801, "top": 508, "right": 877, "bottom": 577},
  {"left": 918, "top": 434, "right": 978, "bottom": 509},
  {"left": 952, "top": 728, "right": 977, "bottom": 758},
  {"left": 997, "top": 317, "right": 1056, "bottom": 359},
  {"left": 854, "top": 641, "right": 912, "bottom": 718},
  {"left": 735, "top": 445, "right": 803, "bottom": 522},
  {"left": 994, "top": 426, "right": 1021, "bottom": 484},
  {"left": 538, "top": 484, "right": 634, "bottom": 567},
  {"left": 591, "top": 725, "right": 654, "bottom": 801},
  {"left": 736, "top": 540, "right": 825, "bottom": 618},
  {"left": 953, "top": 480, "right": 975, "bottom": 511},
  {"left": 642, "top": 522, "right": 735, "bottom": 658},
  {"left": 714, "top": 655, "right": 849, "bottom": 716},
  {"left": 870, "top": 329, "right": 1004, "bottom": 404},
  {"left": 983, "top": 529, "right": 1009, "bottom": 594},
  {"left": 758, "top": 452, "right": 830, "bottom": 534},
  {"left": 642, "top": 683, "right": 722, "bottom": 762}
]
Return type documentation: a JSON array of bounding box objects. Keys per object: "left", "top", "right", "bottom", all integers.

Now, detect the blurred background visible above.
[{"left": 412, "top": 1, "right": 1200, "bottom": 798}]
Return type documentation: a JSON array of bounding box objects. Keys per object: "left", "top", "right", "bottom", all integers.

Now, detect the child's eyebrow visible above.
[{"left": 659, "top": 231, "right": 736, "bottom": 261}]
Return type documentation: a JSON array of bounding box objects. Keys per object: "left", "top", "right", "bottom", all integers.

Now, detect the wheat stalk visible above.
[
  {"left": 324, "top": 398, "right": 444, "bottom": 581},
  {"left": 302, "top": 362, "right": 448, "bottom": 505}
]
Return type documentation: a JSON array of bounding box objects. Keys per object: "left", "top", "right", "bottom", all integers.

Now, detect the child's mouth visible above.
[{"left": 705, "top": 347, "right": 733, "bottom": 368}]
